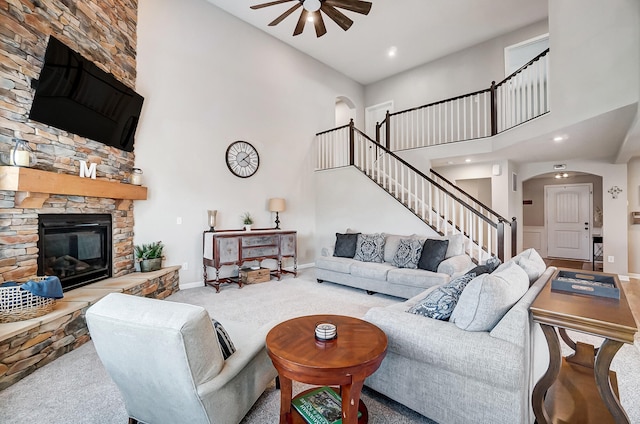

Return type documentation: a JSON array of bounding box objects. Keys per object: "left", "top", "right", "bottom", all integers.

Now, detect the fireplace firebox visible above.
[{"left": 37, "top": 214, "right": 112, "bottom": 291}]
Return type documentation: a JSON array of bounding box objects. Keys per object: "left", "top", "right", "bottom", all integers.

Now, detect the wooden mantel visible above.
[{"left": 0, "top": 166, "right": 147, "bottom": 210}]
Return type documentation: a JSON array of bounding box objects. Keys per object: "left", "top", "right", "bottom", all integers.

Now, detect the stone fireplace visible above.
[{"left": 38, "top": 213, "right": 112, "bottom": 291}]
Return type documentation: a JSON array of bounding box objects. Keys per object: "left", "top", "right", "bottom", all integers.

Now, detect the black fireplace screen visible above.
[{"left": 38, "top": 214, "right": 112, "bottom": 291}]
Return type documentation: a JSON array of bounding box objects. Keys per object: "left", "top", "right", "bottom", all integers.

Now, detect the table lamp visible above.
[{"left": 268, "top": 198, "right": 286, "bottom": 229}]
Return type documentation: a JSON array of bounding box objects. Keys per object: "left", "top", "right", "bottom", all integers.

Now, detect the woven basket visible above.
[{"left": 0, "top": 277, "right": 56, "bottom": 323}]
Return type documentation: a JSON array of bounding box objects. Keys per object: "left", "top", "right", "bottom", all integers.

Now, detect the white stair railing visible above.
[{"left": 316, "top": 122, "right": 513, "bottom": 263}]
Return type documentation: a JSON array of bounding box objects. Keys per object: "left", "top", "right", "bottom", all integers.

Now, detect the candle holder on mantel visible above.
[{"left": 1, "top": 138, "right": 36, "bottom": 168}]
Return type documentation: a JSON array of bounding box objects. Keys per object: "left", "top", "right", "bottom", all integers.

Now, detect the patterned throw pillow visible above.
[
  {"left": 392, "top": 238, "right": 423, "bottom": 269},
  {"left": 407, "top": 266, "right": 489, "bottom": 320},
  {"left": 212, "top": 319, "right": 236, "bottom": 360},
  {"left": 354, "top": 233, "right": 386, "bottom": 263},
  {"left": 484, "top": 256, "right": 502, "bottom": 273}
]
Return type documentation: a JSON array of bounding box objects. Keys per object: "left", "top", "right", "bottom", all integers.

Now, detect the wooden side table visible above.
[
  {"left": 530, "top": 268, "right": 637, "bottom": 423},
  {"left": 266, "top": 315, "right": 387, "bottom": 424}
]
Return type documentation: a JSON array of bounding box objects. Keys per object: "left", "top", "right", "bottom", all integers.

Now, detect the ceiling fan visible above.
[{"left": 250, "top": 0, "right": 372, "bottom": 38}]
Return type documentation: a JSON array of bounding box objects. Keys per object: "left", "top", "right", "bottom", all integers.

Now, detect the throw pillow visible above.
[
  {"left": 392, "top": 238, "right": 423, "bottom": 269},
  {"left": 512, "top": 248, "right": 546, "bottom": 283},
  {"left": 484, "top": 256, "right": 502, "bottom": 273},
  {"left": 354, "top": 233, "right": 385, "bottom": 263},
  {"left": 333, "top": 233, "right": 360, "bottom": 258},
  {"left": 407, "top": 265, "right": 489, "bottom": 320},
  {"left": 417, "top": 238, "right": 449, "bottom": 272},
  {"left": 211, "top": 319, "right": 236, "bottom": 360},
  {"left": 450, "top": 261, "right": 529, "bottom": 331}
]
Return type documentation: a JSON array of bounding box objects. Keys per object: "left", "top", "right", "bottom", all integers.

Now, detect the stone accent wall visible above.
[
  {"left": 0, "top": 268, "right": 180, "bottom": 390},
  {"left": 0, "top": 0, "right": 139, "bottom": 282}
]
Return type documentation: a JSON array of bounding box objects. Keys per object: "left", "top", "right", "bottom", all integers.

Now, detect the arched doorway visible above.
[
  {"left": 335, "top": 96, "right": 356, "bottom": 127},
  {"left": 522, "top": 171, "right": 603, "bottom": 269}
]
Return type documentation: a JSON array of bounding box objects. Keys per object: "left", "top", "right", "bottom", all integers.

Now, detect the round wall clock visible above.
[{"left": 225, "top": 141, "right": 260, "bottom": 178}]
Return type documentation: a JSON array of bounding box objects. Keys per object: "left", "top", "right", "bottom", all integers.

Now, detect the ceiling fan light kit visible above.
[{"left": 250, "top": 0, "right": 372, "bottom": 37}]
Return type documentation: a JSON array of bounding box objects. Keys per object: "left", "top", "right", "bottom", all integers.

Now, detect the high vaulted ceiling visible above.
[{"left": 205, "top": 0, "right": 549, "bottom": 85}]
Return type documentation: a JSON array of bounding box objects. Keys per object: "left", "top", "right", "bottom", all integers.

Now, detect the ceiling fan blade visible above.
[
  {"left": 324, "top": 0, "right": 372, "bottom": 15},
  {"left": 251, "top": 0, "right": 296, "bottom": 10},
  {"left": 268, "top": 2, "right": 302, "bottom": 26},
  {"left": 313, "top": 11, "right": 327, "bottom": 37},
  {"left": 293, "top": 9, "right": 309, "bottom": 36},
  {"left": 320, "top": 4, "right": 353, "bottom": 31}
]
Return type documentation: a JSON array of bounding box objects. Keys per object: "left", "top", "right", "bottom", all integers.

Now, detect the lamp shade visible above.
[{"left": 268, "top": 198, "right": 286, "bottom": 212}]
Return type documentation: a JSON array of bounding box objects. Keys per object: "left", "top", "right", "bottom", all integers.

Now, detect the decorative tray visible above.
[{"left": 550, "top": 269, "right": 619, "bottom": 299}]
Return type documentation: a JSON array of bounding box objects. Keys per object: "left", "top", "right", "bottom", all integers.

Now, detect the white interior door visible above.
[
  {"left": 545, "top": 184, "right": 592, "bottom": 260},
  {"left": 365, "top": 101, "right": 393, "bottom": 139}
]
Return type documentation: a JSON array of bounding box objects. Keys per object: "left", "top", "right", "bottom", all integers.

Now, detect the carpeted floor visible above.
[{"left": 0, "top": 268, "right": 639, "bottom": 423}]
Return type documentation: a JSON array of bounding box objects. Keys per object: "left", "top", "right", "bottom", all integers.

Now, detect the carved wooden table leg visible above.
[
  {"left": 340, "top": 379, "right": 365, "bottom": 424},
  {"left": 532, "top": 324, "right": 561, "bottom": 424},
  {"left": 595, "top": 339, "right": 629, "bottom": 423},
  {"left": 278, "top": 375, "right": 293, "bottom": 424}
]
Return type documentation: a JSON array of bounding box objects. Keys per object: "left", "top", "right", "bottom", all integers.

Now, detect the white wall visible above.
[
  {"left": 628, "top": 157, "right": 640, "bottom": 276},
  {"left": 549, "top": 0, "right": 639, "bottom": 124},
  {"left": 315, "top": 167, "right": 438, "bottom": 257},
  {"left": 364, "top": 20, "right": 549, "bottom": 111},
  {"left": 135, "top": 0, "right": 364, "bottom": 284}
]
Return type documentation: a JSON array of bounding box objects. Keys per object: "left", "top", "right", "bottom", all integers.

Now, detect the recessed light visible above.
[
  {"left": 388, "top": 46, "right": 397, "bottom": 58},
  {"left": 465, "top": 159, "right": 471, "bottom": 163},
  {"left": 447, "top": 161, "right": 454, "bottom": 165},
  {"left": 553, "top": 136, "right": 564, "bottom": 142}
]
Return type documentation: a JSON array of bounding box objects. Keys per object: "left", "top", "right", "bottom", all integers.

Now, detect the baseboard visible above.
[
  {"left": 180, "top": 280, "right": 205, "bottom": 290},
  {"left": 627, "top": 272, "right": 640, "bottom": 280},
  {"left": 285, "top": 262, "right": 314, "bottom": 271}
]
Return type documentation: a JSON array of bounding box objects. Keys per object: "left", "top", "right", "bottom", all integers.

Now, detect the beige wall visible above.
[{"left": 523, "top": 174, "right": 603, "bottom": 227}]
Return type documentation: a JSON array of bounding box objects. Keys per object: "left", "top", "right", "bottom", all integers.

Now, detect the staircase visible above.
[
  {"left": 314, "top": 50, "right": 549, "bottom": 262},
  {"left": 316, "top": 123, "right": 514, "bottom": 263}
]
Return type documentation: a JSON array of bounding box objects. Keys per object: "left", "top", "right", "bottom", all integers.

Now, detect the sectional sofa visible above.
[
  {"left": 363, "top": 248, "right": 552, "bottom": 424},
  {"left": 316, "top": 233, "right": 474, "bottom": 299}
]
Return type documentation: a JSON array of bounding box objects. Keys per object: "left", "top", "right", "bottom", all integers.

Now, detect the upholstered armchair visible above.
[{"left": 85, "top": 293, "right": 277, "bottom": 424}]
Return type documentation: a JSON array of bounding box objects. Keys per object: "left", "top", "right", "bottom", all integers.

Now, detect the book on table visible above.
[{"left": 292, "top": 386, "right": 361, "bottom": 424}]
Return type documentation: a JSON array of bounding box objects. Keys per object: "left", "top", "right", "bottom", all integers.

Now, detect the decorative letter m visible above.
[{"left": 79, "top": 160, "right": 97, "bottom": 179}]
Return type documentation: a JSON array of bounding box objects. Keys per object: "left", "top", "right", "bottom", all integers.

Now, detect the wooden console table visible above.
[
  {"left": 202, "top": 229, "right": 297, "bottom": 292},
  {"left": 530, "top": 268, "right": 637, "bottom": 423}
]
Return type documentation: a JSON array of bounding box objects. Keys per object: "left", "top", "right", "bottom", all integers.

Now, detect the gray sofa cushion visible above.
[
  {"left": 354, "top": 233, "right": 386, "bottom": 263},
  {"left": 350, "top": 261, "right": 396, "bottom": 281},
  {"left": 386, "top": 267, "right": 450, "bottom": 289},
  {"left": 333, "top": 233, "right": 360, "bottom": 258},
  {"left": 416, "top": 233, "right": 465, "bottom": 258},
  {"left": 383, "top": 234, "right": 406, "bottom": 263},
  {"left": 450, "top": 261, "right": 529, "bottom": 331},
  {"left": 392, "top": 238, "right": 423, "bottom": 269},
  {"left": 316, "top": 256, "right": 354, "bottom": 274},
  {"left": 511, "top": 248, "right": 546, "bottom": 283}
]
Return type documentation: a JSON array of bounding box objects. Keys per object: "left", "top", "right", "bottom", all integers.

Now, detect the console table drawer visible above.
[
  {"left": 242, "top": 235, "right": 278, "bottom": 247},
  {"left": 243, "top": 246, "right": 279, "bottom": 258}
]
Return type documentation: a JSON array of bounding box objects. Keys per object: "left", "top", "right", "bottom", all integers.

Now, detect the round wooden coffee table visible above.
[{"left": 266, "top": 314, "right": 387, "bottom": 424}]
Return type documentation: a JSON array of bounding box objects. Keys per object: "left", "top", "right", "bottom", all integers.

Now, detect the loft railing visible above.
[
  {"left": 316, "top": 121, "right": 516, "bottom": 262},
  {"left": 377, "top": 48, "right": 549, "bottom": 151}
]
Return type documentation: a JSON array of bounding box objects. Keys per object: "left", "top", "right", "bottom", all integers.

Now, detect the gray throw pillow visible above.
[
  {"left": 450, "top": 261, "right": 529, "bottom": 331},
  {"left": 392, "top": 238, "right": 423, "bottom": 269},
  {"left": 333, "top": 233, "right": 360, "bottom": 258},
  {"left": 354, "top": 233, "right": 385, "bottom": 263},
  {"left": 407, "top": 265, "right": 490, "bottom": 320},
  {"left": 211, "top": 319, "right": 235, "bottom": 360},
  {"left": 417, "top": 238, "right": 449, "bottom": 272}
]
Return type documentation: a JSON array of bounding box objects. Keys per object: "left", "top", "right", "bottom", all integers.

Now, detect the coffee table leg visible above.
[
  {"left": 341, "top": 380, "right": 365, "bottom": 424},
  {"left": 278, "top": 375, "right": 293, "bottom": 424}
]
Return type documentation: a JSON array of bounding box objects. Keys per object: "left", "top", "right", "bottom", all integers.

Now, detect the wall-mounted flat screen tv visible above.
[{"left": 28, "top": 37, "right": 144, "bottom": 152}]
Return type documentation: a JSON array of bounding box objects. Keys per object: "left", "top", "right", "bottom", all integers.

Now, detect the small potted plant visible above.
[
  {"left": 242, "top": 212, "right": 254, "bottom": 231},
  {"left": 134, "top": 241, "right": 164, "bottom": 272}
]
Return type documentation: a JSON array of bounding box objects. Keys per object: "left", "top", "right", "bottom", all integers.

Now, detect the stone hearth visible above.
[{"left": 0, "top": 266, "right": 180, "bottom": 390}]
